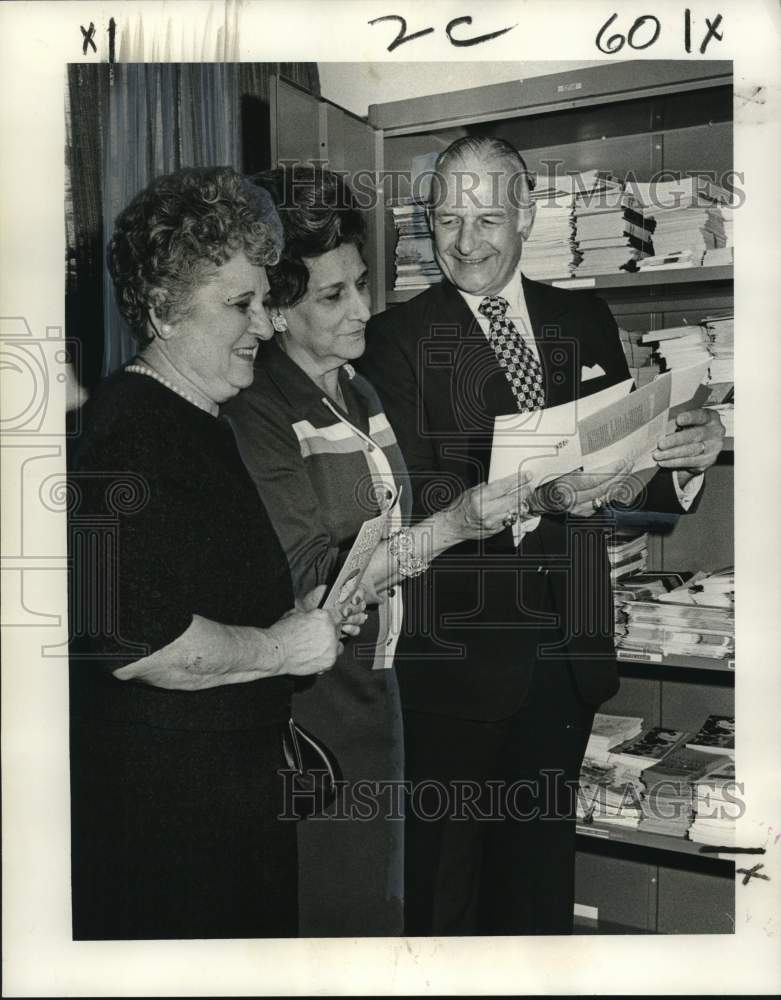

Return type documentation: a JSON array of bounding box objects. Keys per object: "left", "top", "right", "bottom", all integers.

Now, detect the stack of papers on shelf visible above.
[
  {"left": 700, "top": 314, "right": 734, "bottom": 388},
  {"left": 656, "top": 568, "right": 734, "bottom": 608},
  {"left": 572, "top": 185, "right": 655, "bottom": 276},
  {"left": 685, "top": 714, "right": 735, "bottom": 757},
  {"left": 641, "top": 313, "right": 733, "bottom": 393},
  {"left": 521, "top": 172, "right": 578, "bottom": 279},
  {"left": 702, "top": 206, "right": 734, "bottom": 266},
  {"left": 639, "top": 745, "right": 725, "bottom": 837},
  {"left": 607, "top": 528, "right": 649, "bottom": 582},
  {"left": 523, "top": 170, "right": 620, "bottom": 280},
  {"left": 391, "top": 201, "right": 441, "bottom": 289},
  {"left": 608, "top": 727, "right": 689, "bottom": 771},
  {"left": 689, "top": 759, "right": 740, "bottom": 846},
  {"left": 577, "top": 758, "right": 644, "bottom": 828},
  {"left": 616, "top": 598, "right": 734, "bottom": 660},
  {"left": 636, "top": 177, "right": 731, "bottom": 266},
  {"left": 586, "top": 713, "right": 644, "bottom": 762},
  {"left": 613, "top": 571, "right": 691, "bottom": 606},
  {"left": 613, "top": 571, "right": 692, "bottom": 637},
  {"left": 616, "top": 568, "right": 734, "bottom": 660}
]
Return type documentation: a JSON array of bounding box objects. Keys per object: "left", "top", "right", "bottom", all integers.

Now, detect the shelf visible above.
[
  {"left": 615, "top": 650, "right": 735, "bottom": 673},
  {"left": 576, "top": 820, "right": 737, "bottom": 859},
  {"left": 548, "top": 266, "right": 733, "bottom": 290},
  {"left": 385, "top": 266, "right": 733, "bottom": 305}
]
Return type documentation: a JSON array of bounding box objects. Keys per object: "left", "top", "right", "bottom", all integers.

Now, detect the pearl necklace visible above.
[{"left": 125, "top": 363, "right": 216, "bottom": 415}]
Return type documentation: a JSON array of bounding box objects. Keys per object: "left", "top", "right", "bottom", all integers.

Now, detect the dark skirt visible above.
[
  {"left": 292, "top": 614, "right": 405, "bottom": 937},
  {"left": 70, "top": 717, "right": 297, "bottom": 939}
]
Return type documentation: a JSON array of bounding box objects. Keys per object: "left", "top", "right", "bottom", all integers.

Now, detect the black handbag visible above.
[{"left": 281, "top": 718, "right": 343, "bottom": 820}]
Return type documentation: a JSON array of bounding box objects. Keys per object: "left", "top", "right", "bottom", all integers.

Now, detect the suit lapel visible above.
[{"left": 521, "top": 275, "right": 581, "bottom": 409}]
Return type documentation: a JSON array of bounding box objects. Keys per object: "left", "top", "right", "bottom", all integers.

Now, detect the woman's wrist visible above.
[{"left": 249, "top": 624, "right": 287, "bottom": 677}]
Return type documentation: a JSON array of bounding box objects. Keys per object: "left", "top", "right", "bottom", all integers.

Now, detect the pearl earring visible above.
[
  {"left": 272, "top": 314, "right": 288, "bottom": 333},
  {"left": 161, "top": 323, "right": 172, "bottom": 335}
]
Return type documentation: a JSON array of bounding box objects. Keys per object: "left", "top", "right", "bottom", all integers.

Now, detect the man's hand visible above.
[
  {"left": 531, "top": 461, "right": 643, "bottom": 518},
  {"left": 653, "top": 408, "right": 725, "bottom": 487}
]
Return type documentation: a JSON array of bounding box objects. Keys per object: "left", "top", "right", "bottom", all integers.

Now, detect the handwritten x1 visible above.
[{"left": 80, "top": 22, "right": 97, "bottom": 54}]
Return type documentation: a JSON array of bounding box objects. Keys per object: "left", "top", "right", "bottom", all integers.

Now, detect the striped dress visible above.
[{"left": 224, "top": 339, "right": 411, "bottom": 937}]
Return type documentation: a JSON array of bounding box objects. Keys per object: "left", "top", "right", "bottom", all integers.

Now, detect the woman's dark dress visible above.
[{"left": 69, "top": 371, "right": 297, "bottom": 939}]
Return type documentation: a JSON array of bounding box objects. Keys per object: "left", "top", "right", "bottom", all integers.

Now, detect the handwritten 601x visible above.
[{"left": 595, "top": 10, "right": 724, "bottom": 55}]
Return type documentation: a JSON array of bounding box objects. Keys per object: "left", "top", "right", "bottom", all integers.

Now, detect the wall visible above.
[{"left": 318, "top": 61, "right": 605, "bottom": 118}]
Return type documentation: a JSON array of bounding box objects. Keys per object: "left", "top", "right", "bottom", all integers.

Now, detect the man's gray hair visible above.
[{"left": 429, "top": 136, "right": 535, "bottom": 209}]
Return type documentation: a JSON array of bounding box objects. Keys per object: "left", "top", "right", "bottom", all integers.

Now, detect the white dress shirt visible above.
[{"left": 456, "top": 271, "right": 704, "bottom": 541}]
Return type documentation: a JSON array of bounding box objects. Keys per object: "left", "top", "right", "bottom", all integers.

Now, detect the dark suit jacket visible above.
[{"left": 359, "top": 276, "right": 694, "bottom": 721}]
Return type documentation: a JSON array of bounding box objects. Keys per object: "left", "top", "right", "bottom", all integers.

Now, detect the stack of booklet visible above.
[
  {"left": 577, "top": 758, "right": 644, "bottom": 829},
  {"left": 700, "top": 314, "right": 734, "bottom": 392},
  {"left": 613, "top": 571, "right": 691, "bottom": 636},
  {"left": 656, "top": 568, "right": 734, "bottom": 609},
  {"left": 702, "top": 206, "right": 734, "bottom": 266},
  {"left": 639, "top": 743, "right": 726, "bottom": 837},
  {"left": 632, "top": 177, "right": 730, "bottom": 267},
  {"left": 616, "top": 570, "right": 735, "bottom": 661},
  {"left": 613, "top": 571, "right": 690, "bottom": 606},
  {"left": 685, "top": 714, "right": 735, "bottom": 756},
  {"left": 520, "top": 172, "right": 582, "bottom": 280},
  {"left": 391, "top": 201, "right": 441, "bottom": 290},
  {"left": 689, "top": 758, "right": 739, "bottom": 846},
  {"left": 641, "top": 313, "right": 733, "bottom": 397},
  {"left": 579, "top": 714, "right": 736, "bottom": 839},
  {"left": 608, "top": 726, "right": 690, "bottom": 771},
  {"left": 585, "top": 713, "right": 644, "bottom": 762},
  {"left": 572, "top": 185, "right": 655, "bottom": 276},
  {"left": 607, "top": 528, "right": 648, "bottom": 582}
]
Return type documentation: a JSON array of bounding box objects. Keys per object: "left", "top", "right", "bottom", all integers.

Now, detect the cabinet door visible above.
[
  {"left": 270, "top": 76, "right": 324, "bottom": 166},
  {"left": 270, "top": 78, "right": 385, "bottom": 313},
  {"left": 322, "top": 102, "right": 383, "bottom": 312}
]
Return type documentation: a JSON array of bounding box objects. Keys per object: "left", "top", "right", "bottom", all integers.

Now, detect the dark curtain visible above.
[{"left": 65, "top": 62, "right": 320, "bottom": 386}]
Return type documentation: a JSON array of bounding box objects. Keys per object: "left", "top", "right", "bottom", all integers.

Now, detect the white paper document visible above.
[{"left": 489, "top": 361, "right": 709, "bottom": 488}]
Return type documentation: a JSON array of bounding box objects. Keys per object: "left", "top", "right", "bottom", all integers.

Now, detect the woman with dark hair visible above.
[
  {"left": 224, "top": 167, "right": 531, "bottom": 936},
  {"left": 68, "top": 165, "right": 365, "bottom": 940}
]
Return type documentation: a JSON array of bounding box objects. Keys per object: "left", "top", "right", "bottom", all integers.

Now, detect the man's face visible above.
[{"left": 429, "top": 153, "right": 533, "bottom": 296}]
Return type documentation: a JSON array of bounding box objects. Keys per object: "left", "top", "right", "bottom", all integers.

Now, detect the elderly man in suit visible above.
[{"left": 359, "top": 136, "right": 725, "bottom": 936}]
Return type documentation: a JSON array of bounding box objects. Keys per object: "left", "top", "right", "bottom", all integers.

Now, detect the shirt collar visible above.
[{"left": 457, "top": 269, "right": 526, "bottom": 320}]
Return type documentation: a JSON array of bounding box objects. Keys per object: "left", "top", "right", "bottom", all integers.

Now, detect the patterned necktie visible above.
[{"left": 478, "top": 295, "right": 546, "bottom": 412}]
